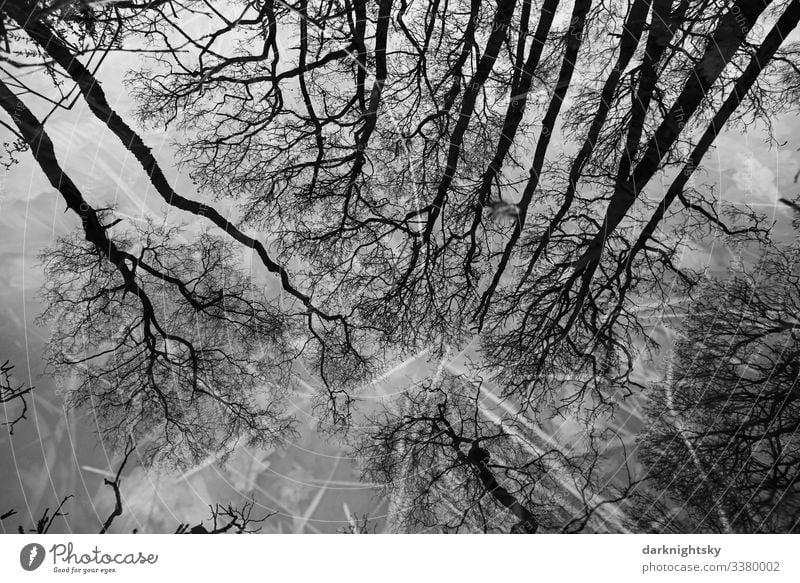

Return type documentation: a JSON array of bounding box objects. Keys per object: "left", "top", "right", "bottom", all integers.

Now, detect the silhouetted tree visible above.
[
  {"left": 3, "top": 0, "right": 800, "bottom": 532},
  {"left": 1, "top": 361, "right": 33, "bottom": 434},
  {"left": 1, "top": 421, "right": 273, "bottom": 534},
  {"left": 633, "top": 245, "right": 800, "bottom": 533},
  {"left": 357, "top": 373, "right": 638, "bottom": 532}
]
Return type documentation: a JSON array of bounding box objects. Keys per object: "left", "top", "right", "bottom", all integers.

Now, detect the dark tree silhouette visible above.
[
  {"left": 0, "top": 80, "right": 298, "bottom": 467},
  {"left": 1, "top": 361, "right": 33, "bottom": 433},
  {"left": 2, "top": 432, "right": 273, "bottom": 534},
  {"left": 633, "top": 245, "right": 800, "bottom": 533},
  {"left": 357, "top": 374, "right": 638, "bottom": 532},
  {"left": 2, "top": 0, "right": 800, "bottom": 532}
]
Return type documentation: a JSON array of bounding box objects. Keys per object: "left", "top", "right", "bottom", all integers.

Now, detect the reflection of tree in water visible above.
[
  {"left": 1, "top": 0, "right": 800, "bottom": 532},
  {"left": 635, "top": 246, "right": 800, "bottom": 533},
  {"left": 1, "top": 361, "right": 32, "bottom": 434}
]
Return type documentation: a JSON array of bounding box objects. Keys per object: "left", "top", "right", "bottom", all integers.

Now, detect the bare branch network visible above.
[{"left": 1, "top": 0, "right": 800, "bottom": 533}]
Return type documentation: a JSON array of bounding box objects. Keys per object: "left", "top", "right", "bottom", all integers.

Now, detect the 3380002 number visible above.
[{"left": 729, "top": 561, "right": 780, "bottom": 572}]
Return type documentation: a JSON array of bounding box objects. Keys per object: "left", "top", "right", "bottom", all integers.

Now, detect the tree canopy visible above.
[{"left": 2, "top": 0, "right": 800, "bottom": 532}]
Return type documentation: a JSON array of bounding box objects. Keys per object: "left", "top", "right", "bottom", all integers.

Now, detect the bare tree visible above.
[
  {"left": 1, "top": 78, "right": 301, "bottom": 467},
  {"left": 0, "top": 361, "right": 33, "bottom": 433},
  {"left": 357, "top": 373, "right": 638, "bottom": 532},
  {"left": 2, "top": 433, "right": 273, "bottom": 534},
  {"left": 634, "top": 245, "right": 800, "bottom": 533},
  {"left": 2, "top": 0, "right": 800, "bottom": 532}
]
